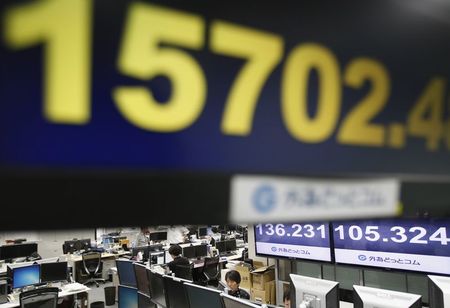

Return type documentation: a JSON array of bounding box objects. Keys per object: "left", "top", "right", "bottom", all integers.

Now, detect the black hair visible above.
[
  {"left": 283, "top": 289, "right": 290, "bottom": 301},
  {"left": 168, "top": 244, "right": 182, "bottom": 257},
  {"left": 225, "top": 270, "right": 241, "bottom": 284}
]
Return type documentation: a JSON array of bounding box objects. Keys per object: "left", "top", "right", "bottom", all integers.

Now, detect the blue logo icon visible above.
[
  {"left": 358, "top": 255, "right": 367, "bottom": 261},
  {"left": 252, "top": 185, "right": 276, "bottom": 214},
  {"left": 271, "top": 247, "right": 277, "bottom": 252}
]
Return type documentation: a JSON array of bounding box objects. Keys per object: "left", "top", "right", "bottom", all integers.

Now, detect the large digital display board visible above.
[
  {"left": 333, "top": 219, "right": 450, "bottom": 274},
  {"left": 254, "top": 223, "right": 332, "bottom": 262}
]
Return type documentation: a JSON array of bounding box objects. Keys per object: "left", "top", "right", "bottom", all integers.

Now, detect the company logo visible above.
[
  {"left": 271, "top": 247, "right": 277, "bottom": 252},
  {"left": 358, "top": 255, "right": 367, "bottom": 261},
  {"left": 252, "top": 184, "right": 277, "bottom": 214}
]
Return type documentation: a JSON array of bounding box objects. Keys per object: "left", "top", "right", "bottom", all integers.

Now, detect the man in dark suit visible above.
[{"left": 167, "top": 244, "right": 190, "bottom": 273}]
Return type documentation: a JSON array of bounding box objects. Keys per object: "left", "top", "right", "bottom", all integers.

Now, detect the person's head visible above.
[
  {"left": 225, "top": 270, "right": 241, "bottom": 291},
  {"left": 283, "top": 289, "right": 291, "bottom": 308},
  {"left": 140, "top": 226, "right": 149, "bottom": 234},
  {"left": 168, "top": 244, "right": 182, "bottom": 258}
]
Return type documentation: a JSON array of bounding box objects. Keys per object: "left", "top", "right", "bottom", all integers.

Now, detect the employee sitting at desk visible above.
[
  {"left": 167, "top": 245, "right": 189, "bottom": 273},
  {"left": 225, "top": 270, "right": 250, "bottom": 300}
]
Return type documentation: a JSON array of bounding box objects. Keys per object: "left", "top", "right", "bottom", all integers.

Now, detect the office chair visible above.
[
  {"left": 173, "top": 263, "right": 194, "bottom": 281},
  {"left": 81, "top": 251, "right": 105, "bottom": 287},
  {"left": 19, "top": 287, "right": 59, "bottom": 308},
  {"left": 199, "top": 256, "right": 220, "bottom": 286}
]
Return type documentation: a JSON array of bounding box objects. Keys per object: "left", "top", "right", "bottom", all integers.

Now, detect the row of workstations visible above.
[
  {"left": 132, "top": 239, "right": 243, "bottom": 267},
  {"left": 0, "top": 259, "right": 89, "bottom": 306},
  {"left": 116, "top": 259, "right": 273, "bottom": 308}
]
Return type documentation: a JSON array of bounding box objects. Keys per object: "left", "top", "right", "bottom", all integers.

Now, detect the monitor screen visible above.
[
  {"left": 79, "top": 239, "right": 91, "bottom": 250},
  {"left": 182, "top": 246, "right": 196, "bottom": 259},
  {"left": 12, "top": 264, "right": 40, "bottom": 289},
  {"left": 215, "top": 241, "right": 226, "bottom": 254},
  {"left": 118, "top": 285, "right": 138, "bottom": 308},
  {"left": 134, "top": 263, "right": 150, "bottom": 296},
  {"left": 254, "top": 223, "right": 332, "bottom": 262},
  {"left": 150, "top": 232, "right": 167, "bottom": 241},
  {"left": 198, "top": 227, "right": 208, "bottom": 237},
  {"left": 222, "top": 293, "right": 260, "bottom": 308},
  {"left": 116, "top": 259, "right": 137, "bottom": 288},
  {"left": 148, "top": 270, "right": 166, "bottom": 307},
  {"left": 63, "top": 240, "right": 78, "bottom": 254},
  {"left": 40, "top": 262, "right": 68, "bottom": 283},
  {"left": 353, "top": 285, "right": 422, "bottom": 308},
  {"left": 226, "top": 240, "right": 237, "bottom": 252},
  {"left": 428, "top": 275, "right": 450, "bottom": 308},
  {"left": 290, "top": 274, "right": 339, "bottom": 308},
  {"left": 195, "top": 245, "right": 208, "bottom": 258},
  {"left": 333, "top": 219, "right": 450, "bottom": 274},
  {"left": 132, "top": 246, "right": 150, "bottom": 261},
  {"left": 0, "top": 243, "right": 38, "bottom": 260},
  {"left": 138, "top": 292, "right": 153, "bottom": 308},
  {"left": 163, "top": 276, "right": 189, "bottom": 308},
  {"left": 184, "top": 282, "right": 224, "bottom": 308}
]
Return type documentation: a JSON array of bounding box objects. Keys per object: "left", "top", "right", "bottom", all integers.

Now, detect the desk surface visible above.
[
  {"left": 0, "top": 282, "right": 90, "bottom": 308},
  {"left": 67, "top": 251, "right": 130, "bottom": 263}
]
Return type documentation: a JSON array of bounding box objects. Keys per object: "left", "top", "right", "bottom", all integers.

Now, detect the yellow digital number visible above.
[
  {"left": 338, "top": 58, "right": 390, "bottom": 147},
  {"left": 210, "top": 21, "right": 283, "bottom": 135},
  {"left": 407, "top": 78, "right": 445, "bottom": 151},
  {"left": 281, "top": 43, "right": 341, "bottom": 143},
  {"left": 4, "top": 0, "right": 92, "bottom": 124},
  {"left": 113, "top": 3, "right": 206, "bottom": 132}
]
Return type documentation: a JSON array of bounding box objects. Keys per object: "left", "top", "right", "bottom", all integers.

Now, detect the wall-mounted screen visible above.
[
  {"left": 333, "top": 219, "right": 450, "bottom": 275},
  {"left": 254, "top": 223, "right": 332, "bottom": 262}
]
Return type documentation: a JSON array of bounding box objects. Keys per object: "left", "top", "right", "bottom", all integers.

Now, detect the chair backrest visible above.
[
  {"left": 20, "top": 287, "right": 59, "bottom": 308},
  {"left": 201, "top": 256, "right": 220, "bottom": 280},
  {"left": 82, "top": 251, "right": 102, "bottom": 275},
  {"left": 173, "top": 263, "right": 194, "bottom": 281}
]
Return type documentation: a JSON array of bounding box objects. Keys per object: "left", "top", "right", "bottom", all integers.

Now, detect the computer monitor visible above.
[
  {"left": 12, "top": 264, "right": 40, "bottom": 290},
  {"left": 184, "top": 282, "right": 224, "bottom": 308},
  {"left": 221, "top": 293, "right": 260, "bottom": 308},
  {"left": 0, "top": 243, "right": 38, "bottom": 261},
  {"left": 163, "top": 275, "right": 189, "bottom": 308},
  {"left": 116, "top": 259, "right": 137, "bottom": 288},
  {"left": 149, "top": 251, "right": 165, "bottom": 266},
  {"left": 148, "top": 270, "right": 166, "bottom": 307},
  {"left": 79, "top": 239, "right": 91, "bottom": 251},
  {"left": 133, "top": 263, "right": 150, "bottom": 296},
  {"left": 226, "top": 239, "right": 237, "bottom": 252},
  {"left": 198, "top": 227, "right": 208, "bottom": 237},
  {"left": 353, "top": 285, "right": 421, "bottom": 308},
  {"left": 132, "top": 246, "right": 150, "bottom": 261},
  {"left": 149, "top": 232, "right": 167, "bottom": 242},
  {"left": 63, "top": 240, "right": 78, "bottom": 254},
  {"left": 289, "top": 274, "right": 339, "bottom": 308},
  {"left": 215, "top": 241, "right": 226, "bottom": 254},
  {"left": 40, "top": 262, "right": 68, "bottom": 283},
  {"left": 428, "top": 275, "right": 450, "bottom": 308},
  {"left": 138, "top": 292, "right": 153, "bottom": 308},
  {"left": 118, "top": 285, "right": 138, "bottom": 308},
  {"left": 195, "top": 244, "right": 208, "bottom": 258},
  {"left": 182, "top": 246, "right": 196, "bottom": 259},
  {"left": 103, "top": 236, "right": 114, "bottom": 246}
]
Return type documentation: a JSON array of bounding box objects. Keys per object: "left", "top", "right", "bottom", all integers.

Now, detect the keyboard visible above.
[{"left": 220, "top": 252, "right": 237, "bottom": 257}]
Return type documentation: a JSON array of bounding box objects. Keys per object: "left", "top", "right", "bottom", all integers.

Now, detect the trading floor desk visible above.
[
  {"left": 0, "top": 282, "right": 90, "bottom": 308},
  {"left": 67, "top": 251, "right": 130, "bottom": 283}
]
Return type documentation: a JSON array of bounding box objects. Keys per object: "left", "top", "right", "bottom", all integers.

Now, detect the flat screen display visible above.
[
  {"left": 254, "top": 223, "right": 332, "bottom": 262},
  {"left": 118, "top": 285, "right": 138, "bottom": 308},
  {"left": 40, "top": 262, "right": 68, "bottom": 283},
  {"left": 134, "top": 263, "right": 150, "bottom": 296},
  {"left": 333, "top": 219, "right": 450, "bottom": 275},
  {"left": 116, "top": 260, "right": 137, "bottom": 288},
  {"left": 12, "top": 264, "right": 40, "bottom": 289}
]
